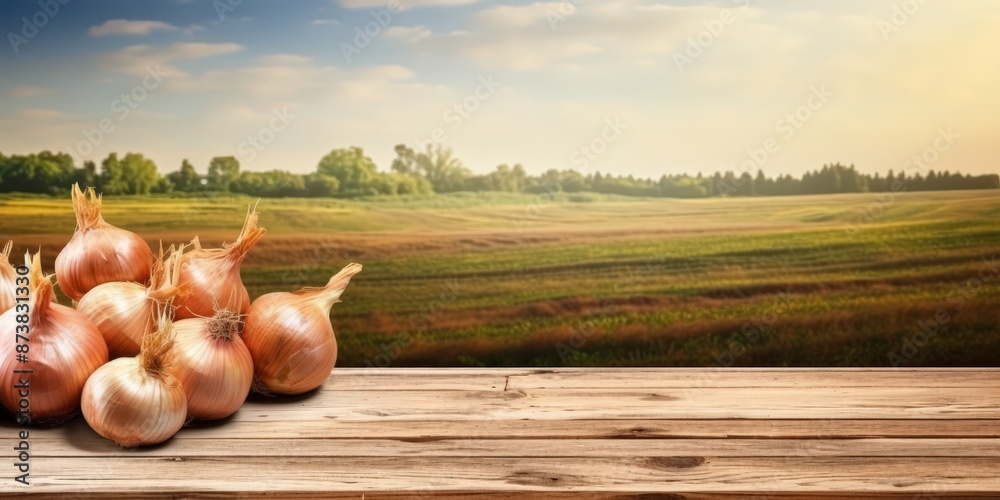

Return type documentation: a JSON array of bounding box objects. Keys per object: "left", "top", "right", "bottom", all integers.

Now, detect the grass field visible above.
[{"left": 1, "top": 189, "right": 998, "bottom": 367}]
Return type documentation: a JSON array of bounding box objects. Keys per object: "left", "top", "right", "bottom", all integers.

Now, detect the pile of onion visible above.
[
  {"left": 243, "top": 263, "right": 362, "bottom": 395},
  {"left": 3, "top": 188, "right": 365, "bottom": 448},
  {"left": 82, "top": 305, "right": 187, "bottom": 447},
  {"left": 56, "top": 184, "right": 154, "bottom": 301},
  {"left": 174, "top": 205, "right": 265, "bottom": 319},
  {"left": 0, "top": 252, "right": 109, "bottom": 423}
]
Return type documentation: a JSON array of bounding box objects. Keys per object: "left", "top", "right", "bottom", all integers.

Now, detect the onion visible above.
[
  {"left": 174, "top": 205, "right": 265, "bottom": 320},
  {"left": 81, "top": 305, "right": 187, "bottom": 447},
  {"left": 168, "top": 311, "right": 253, "bottom": 420},
  {"left": 55, "top": 184, "right": 154, "bottom": 301},
  {"left": 243, "top": 263, "right": 361, "bottom": 395},
  {"left": 0, "top": 252, "right": 108, "bottom": 423},
  {"left": 77, "top": 245, "right": 187, "bottom": 358}
]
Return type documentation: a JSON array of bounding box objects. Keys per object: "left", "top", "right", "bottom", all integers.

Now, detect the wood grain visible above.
[{"left": 1, "top": 368, "right": 998, "bottom": 498}]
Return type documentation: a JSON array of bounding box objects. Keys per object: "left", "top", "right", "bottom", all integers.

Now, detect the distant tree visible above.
[
  {"left": 118, "top": 153, "right": 160, "bottom": 194},
  {"left": 207, "top": 156, "right": 240, "bottom": 192},
  {"left": 0, "top": 151, "right": 76, "bottom": 194},
  {"left": 317, "top": 146, "right": 379, "bottom": 196},
  {"left": 559, "top": 168, "right": 587, "bottom": 192},
  {"left": 167, "top": 159, "right": 201, "bottom": 192},
  {"left": 414, "top": 145, "right": 471, "bottom": 193},
  {"left": 231, "top": 170, "right": 306, "bottom": 197},
  {"left": 153, "top": 176, "right": 174, "bottom": 194},
  {"left": 753, "top": 170, "right": 768, "bottom": 196},
  {"left": 73, "top": 160, "right": 97, "bottom": 188},
  {"left": 304, "top": 174, "right": 341, "bottom": 197},
  {"left": 370, "top": 172, "right": 434, "bottom": 196},
  {"left": 390, "top": 144, "right": 418, "bottom": 175},
  {"left": 100, "top": 153, "right": 128, "bottom": 194}
]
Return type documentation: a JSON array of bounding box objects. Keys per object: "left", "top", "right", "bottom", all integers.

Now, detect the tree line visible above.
[{"left": 0, "top": 146, "right": 996, "bottom": 198}]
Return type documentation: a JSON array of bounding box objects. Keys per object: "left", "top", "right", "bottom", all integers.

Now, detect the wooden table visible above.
[{"left": 2, "top": 368, "right": 999, "bottom": 498}]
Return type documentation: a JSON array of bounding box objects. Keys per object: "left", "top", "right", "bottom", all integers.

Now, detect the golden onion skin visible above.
[
  {"left": 243, "top": 292, "right": 338, "bottom": 395},
  {"left": 173, "top": 253, "right": 249, "bottom": 319},
  {"left": 81, "top": 357, "right": 187, "bottom": 447},
  {"left": 173, "top": 206, "right": 264, "bottom": 320},
  {"left": 0, "top": 260, "right": 108, "bottom": 422},
  {"left": 242, "top": 263, "right": 361, "bottom": 395},
  {"left": 55, "top": 185, "right": 153, "bottom": 300},
  {"left": 77, "top": 281, "right": 151, "bottom": 359},
  {"left": 169, "top": 316, "right": 253, "bottom": 420}
]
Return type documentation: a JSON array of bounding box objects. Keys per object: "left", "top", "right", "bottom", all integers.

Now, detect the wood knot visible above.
[
  {"left": 646, "top": 456, "right": 705, "bottom": 469},
  {"left": 641, "top": 394, "right": 679, "bottom": 401},
  {"left": 507, "top": 471, "right": 566, "bottom": 487}
]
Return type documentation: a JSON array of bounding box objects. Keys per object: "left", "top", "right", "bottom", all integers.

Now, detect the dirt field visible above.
[{"left": 2, "top": 189, "right": 998, "bottom": 367}]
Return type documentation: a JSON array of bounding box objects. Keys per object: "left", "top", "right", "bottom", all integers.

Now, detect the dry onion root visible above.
[
  {"left": 168, "top": 310, "right": 253, "bottom": 420},
  {"left": 55, "top": 184, "right": 154, "bottom": 300},
  {"left": 173, "top": 205, "right": 266, "bottom": 320},
  {"left": 0, "top": 241, "right": 19, "bottom": 313},
  {"left": 0, "top": 242, "right": 56, "bottom": 314},
  {"left": 81, "top": 305, "right": 187, "bottom": 447},
  {"left": 77, "top": 245, "right": 187, "bottom": 359},
  {"left": 243, "top": 263, "right": 362, "bottom": 395},
  {"left": 0, "top": 252, "right": 109, "bottom": 423}
]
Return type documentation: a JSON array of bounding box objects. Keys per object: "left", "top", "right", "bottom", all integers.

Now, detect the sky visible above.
[{"left": 1, "top": 0, "right": 998, "bottom": 178}]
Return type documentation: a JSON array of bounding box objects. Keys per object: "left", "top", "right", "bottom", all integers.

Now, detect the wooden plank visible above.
[
  {"left": 333, "top": 368, "right": 1000, "bottom": 390},
  {"left": 7, "top": 416, "right": 1000, "bottom": 441},
  {"left": 6, "top": 457, "right": 1000, "bottom": 496},
  {"left": 4, "top": 368, "right": 999, "bottom": 498},
  {"left": 500, "top": 368, "right": 1000, "bottom": 390},
  {"left": 208, "top": 387, "right": 1000, "bottom": 420},
  {"left": 10, "top": 493, "right": 1000, "bottom": 499},
  {"left": 5, "top": 436, "right": 1000, "bottom": 458}
]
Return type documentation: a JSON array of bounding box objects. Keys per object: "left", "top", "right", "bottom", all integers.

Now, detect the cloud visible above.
[
  {"left": 181, "top": 24, "right": 206, "bottom": 37},
  {"left": 89, "top": 20, "right": 179, "bottom": 37},
  {"left": 339, "top": 0, "right": 478, "bottom": 9},
  {"left": 402, "top": 2, "right": 752, "bottom": 71},
  {"left": 470, "top": 2, "right": 560, "bottom": 27},
  {"left": 170, "top": 54, "right": 421, "bottom": 101},
  {"left": 383, "top": 26, "right": 432, "bottom": 42},
  {"left": 17, "top": 108, "right": 72, "bottom": 120},
  {"left": 9, "top": 86, "right": 52, "bottom": 98},
  {"left": 102, "top": 42, "right": 244, "bottom": 77}
]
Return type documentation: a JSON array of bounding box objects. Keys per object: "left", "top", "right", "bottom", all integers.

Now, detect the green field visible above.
[{"left": 2, "top": 189, "right": 998, "bottom": 367}]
